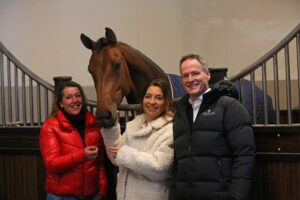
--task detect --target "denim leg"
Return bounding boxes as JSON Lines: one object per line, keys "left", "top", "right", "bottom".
{"left": 46, "top": 193, "right": 63, "bottom": 200}
{"left": 46, "top": 193, "right": 87, "bottom": 200}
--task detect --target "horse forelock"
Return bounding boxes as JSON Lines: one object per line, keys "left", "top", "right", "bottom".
{"left": 95, "top": 37, "right": 110, "bottom": 50}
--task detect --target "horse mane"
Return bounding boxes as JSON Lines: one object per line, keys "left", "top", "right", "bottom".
{"left": 119, "top": 42, "right": 170, "bottom": 101}
{"left": 119, "top": 42, "right": 166, "bottom": 75}
{"left": 92, "top": 29, "right": 167, "bottom": 78}
{"left": 94, "top": 37, "right": 166, "bottom": 76}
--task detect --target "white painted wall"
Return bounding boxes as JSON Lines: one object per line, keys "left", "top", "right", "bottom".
{"left": 0, "top": 0, "right": 299, "bottom": 86}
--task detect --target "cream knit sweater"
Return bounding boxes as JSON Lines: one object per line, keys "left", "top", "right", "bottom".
{"left": 101, "top": 114, "right": 174, "bottom": 200}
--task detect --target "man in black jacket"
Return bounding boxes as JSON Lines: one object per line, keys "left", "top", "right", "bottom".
{"left": 169, "top": 54, "right": 256, "bottom": 200}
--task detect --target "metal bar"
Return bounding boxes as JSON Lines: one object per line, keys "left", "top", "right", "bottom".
{"left": 29, "top": 78, "right": 34, "bottom": 126}
{"left": 22, "top": 72, "right": 26, "bottom": 126}
{"left": 37, "top": 83, "right": 41, "bottom": 125}
{"left": 297, "top": 33, "right": 300, "bottom": 118}
{"left": 90, "top": 107, "right": 94, "bottom": 114}
{"left": 14, "top": 65, "right": 19, "bottom": 123}
{"left": 7, "top": 59, "right": 12, "bottom": 124}
{"left": 251, "top": 71, "right": 257, "bottom": 124}
{"left": 125, "top": 110, "right": 129, "bottom": 125}
{"left": 262, "top": 63, "right": 268, "bottom": 124}
{"left": 240, "top": 79, "right": 245, "bottom": 105}
{"left": 284, "top": 45, "right": 292, "bottom": 124}
{"left": 273, "top": 54, "right": 280, "bottom": 124}
{"left": 0, "top": 51, "right": 5, "bottom": 126}
{"left": 44, "top": 88, "right": 49, "bottom": 119}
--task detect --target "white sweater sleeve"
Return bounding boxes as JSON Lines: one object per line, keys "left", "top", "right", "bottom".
{"left": 115, "top": 124, "right": 174, "bottom": 181}
{"left": 100, "top": 123, "right": 123, "bottom": 165}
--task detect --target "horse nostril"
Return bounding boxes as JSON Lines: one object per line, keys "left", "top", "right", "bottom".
{"left": 103, "top": 111, "right": 112, "bottom": 119}
{"left": 96, "top": 110, "right": 112, "bottom": 119}
{"left": 95, "top": 109, "right": 116, "bottom": 128}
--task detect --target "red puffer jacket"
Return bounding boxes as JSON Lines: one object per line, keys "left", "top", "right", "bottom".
{"left": 40, "top": 109, "right": 107, "bottom": 198}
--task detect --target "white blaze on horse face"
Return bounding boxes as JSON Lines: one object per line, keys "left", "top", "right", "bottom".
{"left": 143, "top": 86, "right": 166, "bottom": 123}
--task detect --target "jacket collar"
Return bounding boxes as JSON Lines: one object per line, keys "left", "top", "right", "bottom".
{"left": 129, "top": 114, "right": 173, "bottom": 137}
{"left": 56, "top": 109, "right": 96, "bottom": 130}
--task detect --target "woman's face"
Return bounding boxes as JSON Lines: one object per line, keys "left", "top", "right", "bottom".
{"left": 143, "top": 85, "right": 166, "bottom": 123}
{"left": 59, "top": 87, "right": 83, "bottom": 116}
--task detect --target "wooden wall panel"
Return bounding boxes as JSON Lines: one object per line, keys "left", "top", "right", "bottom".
{"left": 0, "top": 153, "right": 45, "bottom": 200}
{"left": 1, "top": 125, "right": 300, "bottom": 200}
{"left": 251, "top": 161, "right": 300, "bottom": 200}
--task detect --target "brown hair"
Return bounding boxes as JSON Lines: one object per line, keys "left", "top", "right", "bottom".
{"left": 179, "top": 54, "right": 209, "bottom": 71}
{"left": 140, "top": 79, "right": 174, "bottom": 118}
{"left": 50, "top": 81, "right": 88, "bottom": 117}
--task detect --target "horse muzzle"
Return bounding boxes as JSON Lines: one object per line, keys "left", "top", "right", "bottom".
{"left": 95, "top": 109, "right": 117, "bottom": 128}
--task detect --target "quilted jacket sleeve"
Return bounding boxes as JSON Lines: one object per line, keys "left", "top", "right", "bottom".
{"left": 39, "top": 119, "right": 87, "bottom": 173}
{"left": 223, "top": 99, "right": 256, "bottom": 200}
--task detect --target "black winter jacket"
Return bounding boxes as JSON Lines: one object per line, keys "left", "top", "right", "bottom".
{"left": 170, "top": 80, "right": 256, "bottom": 200}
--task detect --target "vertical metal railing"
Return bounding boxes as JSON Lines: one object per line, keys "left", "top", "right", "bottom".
{"left": 273, "top": 54, "right": 280, "bottom": 124}
{"left": 0, "top": 38, "right": 139, "bottom": 127}
{"left": 230, "top": 23, "right": 300, "bottom": 125}
{"left": 0, "top": 51, "right": 5, "bottom": 125}
{"left": 7, "top": 59, "right": 12, "bottom": 123}
{"left": 284, "top": 45, "right": 292, "bottom": 124}
{"left": 261, "top": 63, "right": 268, "bottom": 125}
{"left": 0, "top": 41, "right": 55, "bottom": 127}
{"left": 14, "top": 65, "right": 20, "bottom": 123}
{"left": 250, "top": 72, "right": 257, "bottom": 125}
{"left": 1, "top": 23, "right": 300, "bottom": 127}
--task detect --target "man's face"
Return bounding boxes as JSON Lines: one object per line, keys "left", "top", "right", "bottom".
{"left": 180, "top": 58, "right": 210, "bottom": 101}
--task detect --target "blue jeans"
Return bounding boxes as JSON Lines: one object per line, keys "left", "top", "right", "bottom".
{"left": 46, "top": 193, "right": 94, "bottom": 200}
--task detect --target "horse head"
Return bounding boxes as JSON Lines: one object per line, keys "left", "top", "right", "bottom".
{"left": 81, "top": 27, "right": 171, "bottom": 128}
{"left": 81, "top": 28, "right": 135, "bottom": 128}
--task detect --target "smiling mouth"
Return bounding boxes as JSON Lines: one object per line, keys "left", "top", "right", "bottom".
{"left": 70, "top": 104, "right": 81, "bottom": 108}
{"left": 147, "top": 108, "right": 157, "bottom": 111}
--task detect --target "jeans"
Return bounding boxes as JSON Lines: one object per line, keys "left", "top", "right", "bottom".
{"left": 47, "top": 193, "right": 94, "bottom": 200}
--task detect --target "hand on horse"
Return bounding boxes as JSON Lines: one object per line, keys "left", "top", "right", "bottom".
{"left": 109, "top": 145, "right": 122, "bottom": 158}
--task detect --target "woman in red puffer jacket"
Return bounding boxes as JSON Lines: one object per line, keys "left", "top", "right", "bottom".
{"left": 40, "top": 81, "right": 107, "bottom": 200}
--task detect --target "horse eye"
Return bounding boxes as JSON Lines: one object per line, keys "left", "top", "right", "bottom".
{"left": 112, "top": 63, "right": 121, "bottom": 72}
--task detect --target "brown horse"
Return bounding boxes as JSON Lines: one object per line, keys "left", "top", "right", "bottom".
{"left": 80, "top": 28, "right": 172, "bottom": 128}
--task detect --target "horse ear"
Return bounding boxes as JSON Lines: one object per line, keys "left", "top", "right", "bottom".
{"left": 80, "top": 33, "right": 94, "bottom": 50}
{"left": 105, "top": 27, "right": 117, "bottom": 43}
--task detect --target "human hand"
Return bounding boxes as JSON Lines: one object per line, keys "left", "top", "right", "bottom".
{"left": 109, "top": 145, "right": 121, "bottom": 158}
{"left": 85, "top": 146, "right": 98, "bottom": 160}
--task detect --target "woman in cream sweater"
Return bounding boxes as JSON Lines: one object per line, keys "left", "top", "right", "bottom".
{"left": 101, "top": 79, "right": 174, "bottom": 200}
